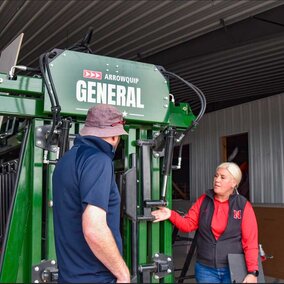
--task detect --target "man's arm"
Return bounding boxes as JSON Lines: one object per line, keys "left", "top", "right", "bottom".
{"left": 82, "top": 204, "right": 130, "bottom": 283}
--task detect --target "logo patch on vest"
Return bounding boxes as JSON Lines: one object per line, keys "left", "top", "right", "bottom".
{"left": 233, "top": 210, "right": 242, "bottom": 219}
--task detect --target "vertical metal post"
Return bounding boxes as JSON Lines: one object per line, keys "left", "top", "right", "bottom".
{"left": 31, "top": 119, "right": 44, "bottom": 265}
{"left": 137, "top": 129, "right": 148, "bottom": 282}
{"left": 149, "top": 130, "right": 160, "bottom": 284}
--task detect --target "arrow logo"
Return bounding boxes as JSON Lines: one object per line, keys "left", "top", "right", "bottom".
{"left": 83, "top": 70, "right": 102, "bottom": 80}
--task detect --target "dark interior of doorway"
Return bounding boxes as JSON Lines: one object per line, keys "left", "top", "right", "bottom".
{"left": 224, "top": 132, "right": 250, "bottom": 200}
{"left": 172, "top": 144, "right": 189, "bottom": 200}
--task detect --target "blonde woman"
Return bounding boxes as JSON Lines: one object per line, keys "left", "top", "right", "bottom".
{"left": 152, "top": 162, "right": 259, "bottom": 283}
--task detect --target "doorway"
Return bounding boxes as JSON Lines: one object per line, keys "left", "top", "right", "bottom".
{"left": 172, "top": 144, "right": 190, "bottom": 200}
{"left": 221, "top": 133, "right": 250, "bottom": 200}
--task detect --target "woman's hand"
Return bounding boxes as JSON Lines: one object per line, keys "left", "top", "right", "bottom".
{"left": 242, "top": 274, "right": 257, "bottom": 283}
{"left": 151, "top": 207, "right": 171, "bottom": 222}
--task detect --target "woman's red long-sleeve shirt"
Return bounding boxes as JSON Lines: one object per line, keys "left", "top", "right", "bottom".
{"left": 169, "top": 194, "right": 258, "bottom": 271}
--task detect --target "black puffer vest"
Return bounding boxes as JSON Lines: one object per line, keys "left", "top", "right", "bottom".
{"left": 197, "top": 189, "right": 247, "bottom": 268}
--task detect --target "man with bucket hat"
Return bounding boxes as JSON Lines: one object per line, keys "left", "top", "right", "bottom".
{"left": 53, "top": 104, "right": 130, "bottom": 283}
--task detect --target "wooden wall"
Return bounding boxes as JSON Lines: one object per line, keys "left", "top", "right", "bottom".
{"left": 254, "top": 206, "right": 284, "bottom": 279}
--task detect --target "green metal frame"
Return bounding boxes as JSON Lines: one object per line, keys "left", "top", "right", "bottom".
{"left": 0, "top": 52, "right": 196, "bottom": 283}
{"left": 0, "top": 119, "right": 41, "bottom": 282}
{"left": 0, "top": 73, "right": 43, "bottom": 96}
{"left": 122, "top": 125, "right": 175, "bottom": 283}
{"left": 0, "top": 122, "right": 33, "bottom": 283}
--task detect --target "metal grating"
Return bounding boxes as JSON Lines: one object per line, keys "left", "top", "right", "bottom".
{"left": 0, "top": 160, "right": 18, "bottom": 247}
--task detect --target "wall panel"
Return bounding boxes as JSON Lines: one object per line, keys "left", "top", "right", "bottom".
{"left": 187, "top": 93, "right": 284, "bottom": 204}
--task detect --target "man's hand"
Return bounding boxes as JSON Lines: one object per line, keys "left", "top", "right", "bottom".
{"left": 116, "top": 275, "right": 130, "bottom": 283}
{"left": 243, "top": 274, "right": 257, "bottom": 283}
{"left": 151, "top": 207, "right": 171, "bottom": 222}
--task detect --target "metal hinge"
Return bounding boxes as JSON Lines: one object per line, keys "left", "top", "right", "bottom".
{"left": 32, "top": 259, "right": 58, "bottom": 283}
{"left": 139, "top": 253, "right": 174, "bottom": 281}
{"left": 35, "top": 125, "right": 58, "bottom": 153}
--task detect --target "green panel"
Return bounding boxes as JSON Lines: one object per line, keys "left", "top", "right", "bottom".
{"left": 137, "top": 129, "right": 148, "bottom": 266}
{"left": 44, "top": 50, "right": 170, "bottom": 123}
{"left": 30, "top": 119, "right": 44, "bottom": 266}
{"left": 46, "top": 164, "right": 56, "bottom": 260}
{"left": 0, "top": 94, "right": 44, "bottom": 117}
{"left": 0, "top": 73, "right": 43, "bottom": 96}
{"left": 167, "top": 102, "right": 196, "bottom": 129}
{"left": 0, "top": 125, "right": 33, "bottom": 283}
{"left": 162, "top": 174, "right": 174, "bottom": 283}
{"left": 138, "top": 221, "right": 148, "bottom": 260}
{"left": 0, "top": 118, "right": 52, "bottom": 283}
{"left": 150, "top": 134, "right": 160, "bottom": 283}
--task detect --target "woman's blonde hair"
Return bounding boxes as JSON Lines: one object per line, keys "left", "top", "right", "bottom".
{"left": 217, "top": 162, "right": 242, "bottom": 187}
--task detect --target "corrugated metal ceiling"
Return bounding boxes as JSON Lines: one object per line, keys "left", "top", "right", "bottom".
{"left": 0, "top": 0, "right": 284, "bottom": 114}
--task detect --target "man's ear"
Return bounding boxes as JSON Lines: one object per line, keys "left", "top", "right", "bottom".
{"left": 112, "top": 136, "right": 120, "bottom": 145}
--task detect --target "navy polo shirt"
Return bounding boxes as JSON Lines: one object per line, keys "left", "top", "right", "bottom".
{"left": 52, "top": 135, "right": 122, "bottom": 283}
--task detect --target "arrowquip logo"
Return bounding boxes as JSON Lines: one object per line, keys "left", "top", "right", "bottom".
{"left": 76, "top": 70, "right": 144, "bottom": 108}
{"left": 83, "top": 70, "right": 102, "bottom": 80}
